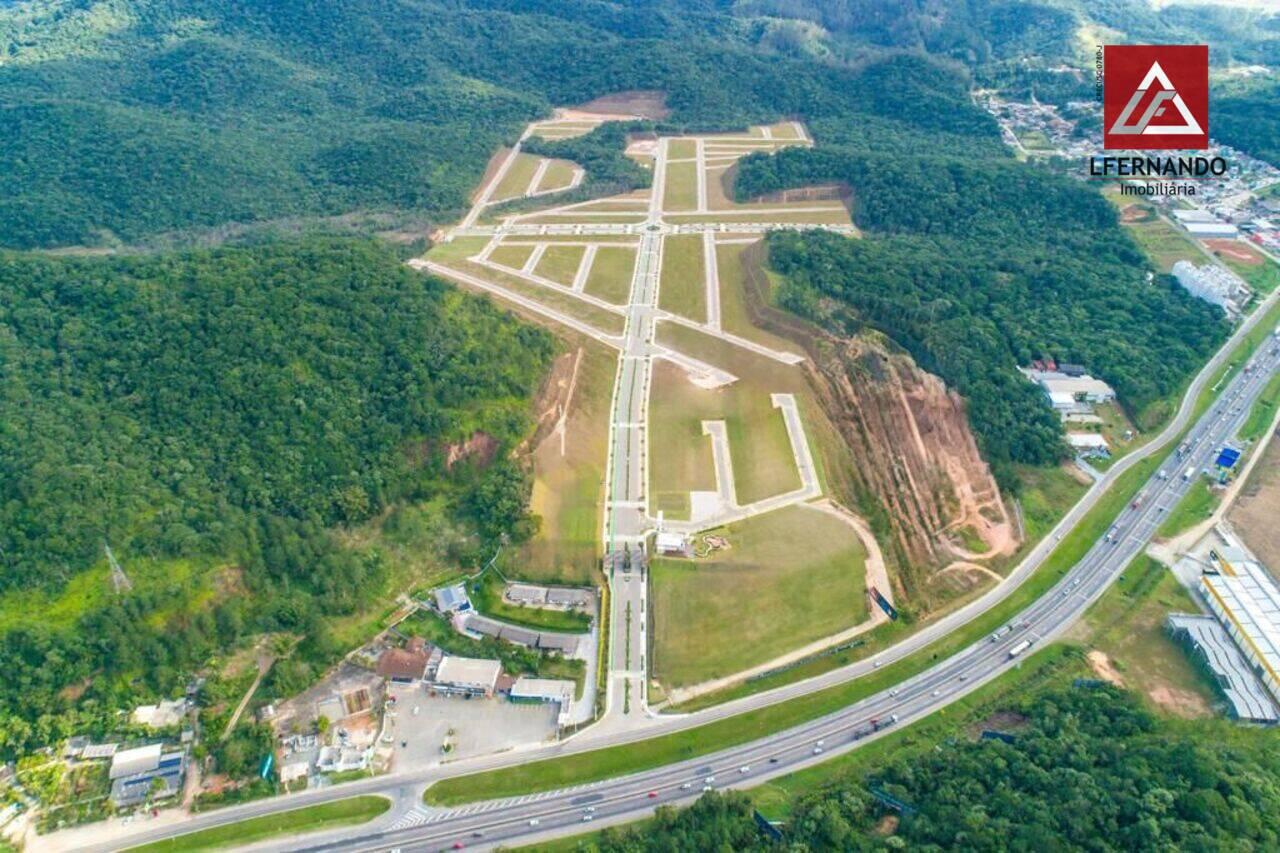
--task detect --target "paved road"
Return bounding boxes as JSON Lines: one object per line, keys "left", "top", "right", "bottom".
{"left": 283, "top": 330, "right": 1280, "bottom": 853}
{"left": 81, "top": 319, "right": 1279, "bottom": 853}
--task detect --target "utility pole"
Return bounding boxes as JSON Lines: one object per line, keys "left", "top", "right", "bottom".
{"left": 104, "top": 542, "right": 133, "bottom": 594}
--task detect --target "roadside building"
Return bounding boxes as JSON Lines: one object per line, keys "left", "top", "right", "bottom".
{"left": 655, "top": 531, "right": 691, "bottom": 557}
{"left": 131, "top": 698, "right": 190, "bottom": 729}
{"left": 376, "top": 637, "right": 432, "bottom": 683}
{"left": 109, "top": 745, "right": 186, "bottom": 808}
{"left": 317, "top": 746, "right": 369, "bottom": 774}
{"left": 1023, "top": 368, "right": 1115, "bottom": 417}
{"left": 506, "top": 584, "right": 546, "bottom": 606}
{"left": 537, "top": 633, "right": 580, "bottom": 657}
{"left": 1066, "top": 432, "right": 1110, "bottom": 457}
{"left": 433, "top": 656, "right": 502, "bottom": 697}
{"left": 546, "top": 587, "right": 591, "bottom": 609}
{"left": 435, "top": 584, "right": 472, "bottom": 614}
{"left": 1199, "top": 541, "right": 1280, "bottom": 708}
{"left": 1172, "top": 260, "right": 1248, "bottom": 311}
{"left": 1184, "top": 221, "right": 1240, "bottom": 238}
{"left": 509, "top": 677, "right": 576, "bottom": 727}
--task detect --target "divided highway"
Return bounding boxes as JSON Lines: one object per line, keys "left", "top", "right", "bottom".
{"left": 284, "top": 333, "right": 1280, "bottom": 852}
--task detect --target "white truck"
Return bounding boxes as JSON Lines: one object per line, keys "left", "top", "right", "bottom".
{"left": 1183, "top": 465, "right": 1196, "bottom": 481}
{"left": 1009, "top": 639, "right": 1033, "bottom": 658}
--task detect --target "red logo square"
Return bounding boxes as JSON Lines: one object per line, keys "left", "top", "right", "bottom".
{"left": 1104, "top": 45, "right": 1209, "bottom": 150}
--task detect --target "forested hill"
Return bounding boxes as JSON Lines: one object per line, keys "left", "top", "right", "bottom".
{"left": 0, "top": 238, "right": 551, "bottom": 594}
{"left": 0, "top": 0, "right": 1004, "bottom": 250}
{"left": 586, "top": 685, "right": 1280, "bottom": 850}
{"left": 739, "top": 149, "right": 1227, "bottom": 478}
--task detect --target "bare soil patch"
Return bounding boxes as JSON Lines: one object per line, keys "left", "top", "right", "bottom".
{"left": 1205, "top": 238, "right": 1264, "bottom": 265}
{"left": 1148, "top": 685, "right": 1212, "bottom": 719}
{"left": 1227, "top": 432, "right": 1280, "bottom": 573}
{"left": 1086, "top": 649, "right": 1125, "bottom": 686}
{"left": 1119, "top": 203, "right": 1154, "bottom": 223}
{"left": 574, "top": 90, "right": 669, "bottom": 119}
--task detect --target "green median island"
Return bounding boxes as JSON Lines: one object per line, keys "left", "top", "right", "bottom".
{"left": 128, "top": 796, "right": 390, "bottom": 852}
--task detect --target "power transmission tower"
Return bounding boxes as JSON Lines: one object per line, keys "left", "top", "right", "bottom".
{"left": 104, "top": 542, "right": 133, "bottom": 593}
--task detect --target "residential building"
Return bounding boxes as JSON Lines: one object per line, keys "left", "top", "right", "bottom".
{"left": 376, "top": 636, "right": 432, "bottom": 683}
{"left": 132, "top": 698, "right": 190, "bottom": 729}
{"left": 1172, "top": 260, "right": 1249, "bottom": 311}
{"left": 435, "top": 584, "right": 472, "bottom": 614}
{"left": 108, "top": 745, "right": 186, "bottom": 808}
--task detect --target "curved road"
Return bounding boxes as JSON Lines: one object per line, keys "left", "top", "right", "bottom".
{"left": 78, "top": 292, "right": 1279, "bottom": 853}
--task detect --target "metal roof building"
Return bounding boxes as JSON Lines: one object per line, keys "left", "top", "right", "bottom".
{"left": 509, "top": 677, "right": 576, "bottom": 727}
{"left": 1167, "top": 614, "right": 1279, "bottom": 722}
{"left": 1200, "top": 543, "right": 1280, "bottom": 708}
{"left": 433, "top": 656, "right": 502, "bottom": 696}
{"left": 435, "top": 584, "right": 472, "bottom": 614}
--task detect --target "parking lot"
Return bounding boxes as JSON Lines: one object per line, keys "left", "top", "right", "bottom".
{"left": 382, "top": 685, "right": 559, "bottom": 771}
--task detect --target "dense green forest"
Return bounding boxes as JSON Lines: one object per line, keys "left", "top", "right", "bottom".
{"left": 584, "top": 686, "right": 1280, "bottom": 851}
{"left": 0, "top": 238, "right": 551, "bottom": 756}
{"left": 741, "top": 149, "right": 1227, "bottom": 476}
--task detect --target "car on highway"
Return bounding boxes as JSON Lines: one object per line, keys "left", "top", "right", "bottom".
{"left": 647, "top": 791, "right": 658, "bottom": 798}
{"left": 681, "top": 782, "right": 692, "bottom": 789}
{"left": 528, "top": 818, "right": 540, "bottom": 827}
{"left": 812, "top": 746, "right": 823, "bottom": 754}
{"left": 739, "top": 765, "right": 750, "bottom": 773}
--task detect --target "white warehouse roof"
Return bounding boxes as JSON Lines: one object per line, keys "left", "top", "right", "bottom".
{"left": 434, "top": 656, "right": 501, "bottom": 691}
{"left": 1200, "top": 543, "right": 1280, "bottom": 705}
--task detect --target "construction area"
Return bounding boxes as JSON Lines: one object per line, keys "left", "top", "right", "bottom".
{"left": 414, "top": 105, "right": 912, "bottom": 721}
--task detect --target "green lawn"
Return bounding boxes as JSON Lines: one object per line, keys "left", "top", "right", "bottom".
{"left": 129, "top": 796, "right": 390, "bottom": 852}
{"left": 487, "top": 242, "right": 535, "bottom": 270}
{"left": 647, "top": 360, "right": 717, "bottom": 520}
{"left": 536, "top": 159, "right": 578, "bottom": 193}
{"left": 667, "top": 138, "right": 697, "bottom": 159}
{"left": 1240, "top": 371, "right": 1280, "bottom": 443}
{"left": 517, "top": 343, "right": 615, "bottom": 585}
{"left": 658, "top": 234, "right": 706, "bottom": 323}
{"left": 425, "top": 288, "right": 1279, "bottom": 806}
{"left": 662, "top": 160, "right": 699, "bottom": 212}
{"left": 650, "top": 505, "right": 867, "bottom": 689}
{"left": 1156, "top": 478, "right": 1219, "bottom": 539}
{"left": 1214, "top": 248, "right": 1280, "bottom": 298}
{"left": 534, "top": 244, "right": 586, "bottom": 286}
{"left": 583, "top": 245, "right": 636, "bottom": 305}
{"left": 492, "top": 153, "right": 541, "bottom": 201}
{"left": 448, "top": 259, "right": 625, "bottom": 336}
{"left": 713, "top": 240, "right": 798, "bottom": 352}
{"left": 1081, "top": 555, "right": 1216, "bottom": 716}
{"left": 1111, "top": 197, "right": 1202, "bottom": 273}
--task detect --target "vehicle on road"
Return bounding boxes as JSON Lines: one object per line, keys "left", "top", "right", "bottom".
{"left": 1009, "top": 639, "right": 1033, "bottom": 658}
{"left": 1183, "top": 465, "right": 1196, "bottom": 481}
{"left": 528, "top": 818, "right": 540, "bottom": 827}
{"left": 739, "top": 766, "right": 749, "bottom": 773}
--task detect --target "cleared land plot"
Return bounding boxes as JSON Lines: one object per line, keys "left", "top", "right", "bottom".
{"left": 650, "top": 504, "right": 868, "bottom": 688}
{"left": 535, "top": 159, "right": 578, "bottom": 194}
{"left": 424, "top": 236, "right": 490, "bottom": 264}
{"left": 657, "top": 234, "right": 706, "bottom": 323}
{"left": 653, "top": 323, "right": 805, "bottom": 505}
{"left": 570, "top": 200, "right": 649, "bottom": 212}
{"left": 667, "top": 138, "right": 697, "bottom": 159}
{"left": 516, "top": 348, "right": 617, "bottom": 584}
{"left": 666, "top": 208, "right": 851, "bottom": 225}
{"left": 534, "top": 244, "right": 586, "bottom": 286}
{"left": 1229, "top": 426, "right": 1280, "bottom": 571}
{"left": 132, "top": 797, "right": 391, "bottom": 852}
{"left": 583, "top": 245, "right": 636, "bottom": 305}
{"left": 518, "top": 213, "right": 648, "bottom": 225}
{"left": 662, "top": 160, "right": 699, "bottom": 212}
{"left": 1111, "top": 198, "right": 1202, "bottom": 272}
{"left": 714, "top": 239, "right": 798, "bottom": 352}
{"left": 647, "top": 360, "right": 717, "bottom": 520}
{"left": 487, "top": 242, "right": 536, "bottom": 270}
{"left": 448, "top": 260, "right": 625, "bottom": 336}
{"left": 491, "top": 153, "right": 543, "bottom": 201}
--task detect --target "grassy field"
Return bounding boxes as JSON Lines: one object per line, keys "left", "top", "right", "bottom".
{"left": 517, "top": 343, "right": 615, "bottom": 585}
{"left": 492, "top": 153, "right": 541, "bottom": 201}
{"left": 1214, "top": 248, "right": 1280, "bottom": 298}
{"left": 654, "top": 324, "right": 808, "bottom": 505}
{"left": 650, "top": 504, "right": 868, "bottom": 688}
{"left": 583, "top": 245, "right": 636, "bottom": 305}
{"left": 129, "top": 796, "right": 390, "bottom": 852}
{"left": 1240, "top": 371, "right": 1280, "bottom": 442}
{"left": 662, "top": 160, "right": 699, "bottom": 212}
{"left": 487, "top": 242, "right": 535, "bottom": 270}
{"left": 1114, "top": 201, "right": 1203, "bottom": 272}
{"left": 1075, "top": 555, "right": 1216, "bottom": 716}
{"left": 658, "top": 234, "right": 706, "bottom": 323}
{"left": 537, "top": 159, "right": 578, "bottom": 193}
{"left": 448, "top": 259, "right": 626, "bottom": 336}
{"left": 666, "top": 209, "right": 851, "bottom": 225}
{"left": 647, "top": 360, "right": 717, "bottom": 520}
{"left": 534, "top": 244, "right": 586, "bottom": 286}
{"left": 1156, "top": 478, "right": 1219, "bottom": 539}
{"left": 424, "top": 445, "right": 1170, "bottom": 806}
{"left": 667, "top": 138, "right": 697, "bottom": 159}
{"left": 713, "top": 240, "right": 796, "bottom": 351}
